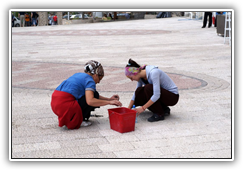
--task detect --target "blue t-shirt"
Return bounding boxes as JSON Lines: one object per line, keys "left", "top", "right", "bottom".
{"left": 56, "top": 73, "right": 96, "bottom": 100}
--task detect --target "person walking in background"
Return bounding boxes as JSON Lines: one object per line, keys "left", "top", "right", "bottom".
{"left": 12, "top": 13, "right": 14, "bottom": 27}
{"left": 25, "top": 12, "right": 31, "bottom": 26}
{"left": 48, "top": 14, "right": 52, "bottom": 25}
{"left": 18, "top": 12, "right": 25, "bottom": 27}
{"left": 202, "top": 12, "right": 212, "bottom": 28}
{"left": 31, "top": 12, "right": 39, "bottom": 26}
{"left": 53, "top": 14, "right": 57, "bottom": 25}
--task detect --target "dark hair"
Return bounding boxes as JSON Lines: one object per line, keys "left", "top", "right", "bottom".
{"left": 126, "top": 58, "right": 140, "bottom": 68}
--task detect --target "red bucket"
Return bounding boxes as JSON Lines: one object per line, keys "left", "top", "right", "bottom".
{"left": 108, "top": 107, "right": 136, "bottom": 133}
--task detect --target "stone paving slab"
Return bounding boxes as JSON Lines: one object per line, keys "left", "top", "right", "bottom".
{"left": 11, "top": 17, "right": 232, "bottom": 160}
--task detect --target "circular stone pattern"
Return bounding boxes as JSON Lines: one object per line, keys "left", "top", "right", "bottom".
{"left": 12, "top": 61, "right": 206, "bottom": 91}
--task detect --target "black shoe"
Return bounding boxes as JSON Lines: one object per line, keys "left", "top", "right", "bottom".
{"left": 148, "top": 113, "right": 164, "bottom": 122}
{"left": 164, "top": 107, "right": 171, "bottom": 116}
{"left": 202, "top": 26, "right": 206, "bottom": 28}
{"left": 208, "top": 25, "right": 211, "bottom": 28}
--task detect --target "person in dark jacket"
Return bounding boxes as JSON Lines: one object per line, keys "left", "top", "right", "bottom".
{"left": 31, "top": 12, "right": 39, "bottom": 26}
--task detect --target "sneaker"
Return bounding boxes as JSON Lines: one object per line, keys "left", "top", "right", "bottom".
{"left": 81, "top": 121, "right": 92, "bottom": 127}
{"left": 164, "top": 107, "right": 171, "bottom": 116}
{"left": 147, "top": 113, "right": 164, "bottom": 122}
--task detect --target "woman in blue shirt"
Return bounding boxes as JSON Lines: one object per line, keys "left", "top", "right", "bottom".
{"left": 125, "top": 59, "right": 179, "bottom": 122}
{"left": 51, "top": 60, "right": 122, "bottom": 129}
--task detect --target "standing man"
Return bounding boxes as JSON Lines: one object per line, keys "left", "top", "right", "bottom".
{"left": 18, "top": 12, "right": 25, "bottom": 27}
{"left": 31, "top": 12, "right": 39, "bottom": 26}
{"left": 202, "top": 12, "right": 212, "bottom": 28}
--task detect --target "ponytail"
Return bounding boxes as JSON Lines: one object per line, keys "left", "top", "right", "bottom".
{"left": 126, "top": 59, "right": 140, "bottom": 68}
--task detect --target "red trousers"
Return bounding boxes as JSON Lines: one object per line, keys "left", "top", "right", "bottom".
{"left": 51, "top": 90, "right": 83, "bottom": 129}
{"left": 134, "top": 84, "right": 179, "bottom": 116}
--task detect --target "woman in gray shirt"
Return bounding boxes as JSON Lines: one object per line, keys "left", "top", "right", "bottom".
{"left": 125, "top": 59, "right": 179, "bottom": 122}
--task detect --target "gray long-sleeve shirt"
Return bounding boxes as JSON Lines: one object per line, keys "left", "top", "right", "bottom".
{"left": 131, "top": 65, "right": 178, "bottom": 102}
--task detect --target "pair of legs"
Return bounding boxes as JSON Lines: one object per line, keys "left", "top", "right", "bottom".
{"left": 202, "top": 12, "right": 212, "bottom": 28}
{"left": 77, "top": 91, "right": 100, "bottom": 121}
{"left": 134, "top": 84, "right": 179, "bottom": 119}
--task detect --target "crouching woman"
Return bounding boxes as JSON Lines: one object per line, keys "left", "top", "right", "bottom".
{"left": 125, "top": 59, "right": 179, "bottom": 122}
{"left": 51, "top": 60, "right": 122, "bottom": 129}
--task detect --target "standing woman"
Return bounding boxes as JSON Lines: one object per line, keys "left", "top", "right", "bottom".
{"left": 51, "top": 60, "right": 122, "bottom": 129}
{"left": 125, "top": 59, "right": 179, "bottom": 122}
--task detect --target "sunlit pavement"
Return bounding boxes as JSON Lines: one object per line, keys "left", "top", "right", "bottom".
{"left": 11, "top": 17, "right": 232, "bottom": 159}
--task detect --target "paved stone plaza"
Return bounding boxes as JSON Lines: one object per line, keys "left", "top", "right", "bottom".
{"left": 11, "top": 17, "right": 232, "bottom": 159}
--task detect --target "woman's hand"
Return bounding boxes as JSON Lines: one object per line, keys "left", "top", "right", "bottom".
{"left": 135, "top": 107, "right": 144, "bottom": 115}
{"left": 110, "top": 100, "right": 122, "bottom": 107}
{"left": 110, "top": 94, "right": 120, "bottom": 101}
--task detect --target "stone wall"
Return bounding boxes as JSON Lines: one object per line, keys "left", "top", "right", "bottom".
{"left": 38, "top": 12, "right": 48, "bottom": 26}
{"left": 133, "top": 12, "right": 146, "bottom": 19}
{"left": 57, "top": 12, "right": 62, "bottom": 25}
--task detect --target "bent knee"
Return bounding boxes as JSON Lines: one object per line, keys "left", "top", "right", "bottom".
{"left": 144, "top": 84, "right": 153, "bottom": 91}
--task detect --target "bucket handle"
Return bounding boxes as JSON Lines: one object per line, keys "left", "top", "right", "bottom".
{"left": 109, "top": 112, "right": 115, "bottom": 117}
